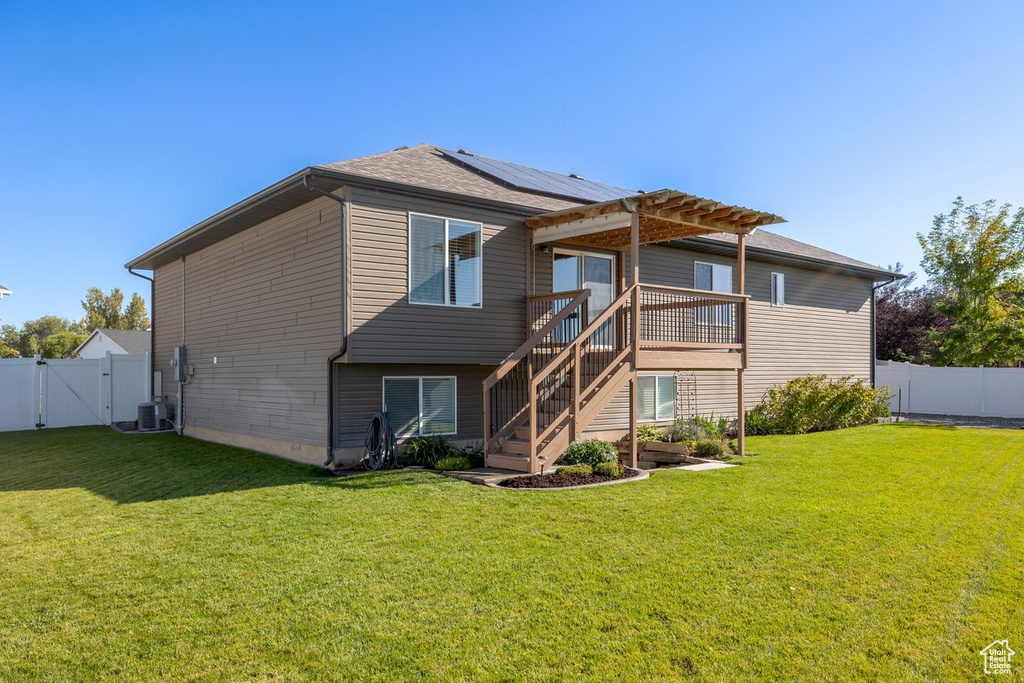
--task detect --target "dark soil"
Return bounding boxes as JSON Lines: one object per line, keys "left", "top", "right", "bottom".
{"left": 499, "top": 467, "right": 643, "bottom": 489}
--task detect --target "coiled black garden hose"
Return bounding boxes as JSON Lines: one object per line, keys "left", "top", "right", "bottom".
{"left": 363, "top": 411, "right": 398, "bottom": 470}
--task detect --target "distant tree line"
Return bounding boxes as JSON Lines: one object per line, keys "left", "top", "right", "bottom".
{"left": 0, "top": 287, "right": 149, "bottom": 359}
{"left": 877, "top": 198, "right": 1024, "bottom": 367}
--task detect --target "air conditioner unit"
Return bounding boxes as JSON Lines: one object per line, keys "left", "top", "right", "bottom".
{"left": 138, "top": 401, "right": 168, "bottom": 431}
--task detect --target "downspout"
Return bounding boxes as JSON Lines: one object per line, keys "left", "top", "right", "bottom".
{"left": 178, "top": 256, "right": 186, "bottom": 435}
{"left": 127, "top": 267, "right": 154, "bottom": 399}
{"left": 303, "top": 174, "right": 348, "bottom": 468}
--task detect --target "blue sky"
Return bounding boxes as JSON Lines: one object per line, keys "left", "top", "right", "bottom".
{"left": 1, "top": 1, "right": 1022, "bottom": 329}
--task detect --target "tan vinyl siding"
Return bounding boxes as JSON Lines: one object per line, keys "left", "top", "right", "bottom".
{"left": 333, "top": 363, "right": 492, "bottom": 447}
{"left": 348, "top": 187, "right": 529, "bottom": 364}
{"left": 152, "top": 195, "right": 343, "bottom": 446}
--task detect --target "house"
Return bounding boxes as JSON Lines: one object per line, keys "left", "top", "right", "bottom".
{"left": 72, "top": 328, "right": 152, "bottom": 359}
{"left": 126, "top": 145, "right": 897, "bottom": 472}
{"left": 0, "top": 284, "right": 11, "bottom": 299}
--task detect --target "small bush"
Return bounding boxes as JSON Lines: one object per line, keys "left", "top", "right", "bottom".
{"left": 746, "top": 374, "right": 892, "bottom": 435}
{"left": 594, "top": 461, "right": 621, "bottom": 477}
{"left": 461, "top": 443, "right": 485, "bottom": 468}
{"left": 694, "top": 440, "right": 724, "bottom": 458}
{"left": 636, "top": 423, "right": 666, "bottom": 448}
{"left": 558, "top": 439, "right": 617, "bottom": 468}
{"left": 665, "top": 417, "right": 710, "bottom": 445}
{"left": 399, "top": 435, "right": 459, "bottom": 468}
{"left": 435, "top": 456, "right": 472, "bottom": 471}
{"left": 556, "top": 463, "right": 593, "bottom": 477}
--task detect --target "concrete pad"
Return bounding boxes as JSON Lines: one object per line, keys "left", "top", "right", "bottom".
{"left": 670, "top": 461, "right": 737, "bottom": 471}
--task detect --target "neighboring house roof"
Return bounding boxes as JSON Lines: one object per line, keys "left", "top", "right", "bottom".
{"left": 126, "top": 144, "right": 896, "bottom": 279}
{"left": 73, "top": 329, "right": 152, "bottom": 356}
{"left": 0, "top": 284, "right": 11, "bottom": 299}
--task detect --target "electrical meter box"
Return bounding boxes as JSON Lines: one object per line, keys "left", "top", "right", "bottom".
{"left": 172, "top": 346, "right": 187, "bottom": 382}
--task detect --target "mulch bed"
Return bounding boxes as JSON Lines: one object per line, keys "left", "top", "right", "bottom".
{"left": 499, "top": 467, "right": 643, "bottom": 489}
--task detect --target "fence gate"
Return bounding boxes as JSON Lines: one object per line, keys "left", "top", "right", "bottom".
{"left": 0, "top": 353, "right": 150, "bottom": 432}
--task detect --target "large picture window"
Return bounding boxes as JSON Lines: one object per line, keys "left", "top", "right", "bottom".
{"left": 383, "top": 376, "right": 457, "bottom": 437}
{"left": 638, "top": 374, "right": 676, "bottom": 422}
{"left": 409, "top": 213, "right": 482, "bottom": 307}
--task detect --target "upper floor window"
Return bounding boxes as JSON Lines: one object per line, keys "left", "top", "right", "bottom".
{"left": 771, "top": 272, "right": 785, "bottom": 307}
{"left": 409, "top": 213, "right": 482, "bottom": 307}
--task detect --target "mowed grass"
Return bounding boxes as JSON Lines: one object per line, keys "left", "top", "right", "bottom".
{"left": 1, "top": 425, "right": 1023, "bottom": 681}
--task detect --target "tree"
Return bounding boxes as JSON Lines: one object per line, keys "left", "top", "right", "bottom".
{"left": 40, "top": 331, "right": 88, "bottom": 359}
{"left": 875, "top": 264, "right": 952, "bottom": 363}
{"left": 17, "top": 316, "right": 78, "bottom": 357}
{"left": 918, "top": 198, "right": 1024, "bottom": 366}
{"left": 80, "top": 287, "right": 150, "bottom": 331}
{"left": 0, "top": 324, "right": 18, "bottom": 358}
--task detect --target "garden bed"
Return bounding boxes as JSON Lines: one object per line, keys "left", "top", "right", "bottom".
{"left": 496, "top": 467, "right": 646, "bottom": 490}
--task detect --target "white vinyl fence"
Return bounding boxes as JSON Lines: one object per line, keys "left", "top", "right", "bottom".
{"left": 876, "top": 360, "right": 1024, "bottom": 418}
{"left": 0, "top": 353, "right": 150, "bottom": 432}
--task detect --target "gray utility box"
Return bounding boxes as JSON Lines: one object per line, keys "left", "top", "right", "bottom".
{"left": 172, "top": 346, "right": 187, "bottom": 382}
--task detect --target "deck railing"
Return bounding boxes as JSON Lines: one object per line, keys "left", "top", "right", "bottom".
{"left": 638, "top": 284, "right": 747, "bottom": 348}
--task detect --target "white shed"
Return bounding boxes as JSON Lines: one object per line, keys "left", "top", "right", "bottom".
{"left": 73, "top": 329, "right": 151, "bottom": 359}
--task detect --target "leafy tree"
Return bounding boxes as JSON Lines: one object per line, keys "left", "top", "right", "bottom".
{"left": 80, "top": 287, "right": 149, "bottom": 331}
{"left": 40, "top": 331, "right": 88, "bottom": 359}
{"left": 918, "top": 198, "right": 1024, "bottom": 366}
{"left": 17, "top": 316, "right": 79, "bottom": 357}
{"left": 875, "top": 264, "right": 952, "bottom": 363}
{"left": 1, "top": 324, "right": 19, "bottom": 357}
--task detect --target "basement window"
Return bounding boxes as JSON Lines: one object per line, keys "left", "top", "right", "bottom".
{"left": 409, "top": 213, "right": 483, "bottom": 307}
{"left": 638, "top": 374, "right": 676, "bottom": 422}
{"left": 771, "top": 272, "right": 785, "bottom": 307}
{"left": 383, "top": 376, "right": 457, "bottom": 437}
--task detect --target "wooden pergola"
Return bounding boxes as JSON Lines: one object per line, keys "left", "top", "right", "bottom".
{"left": 525, "top": 189, "right": 785, "bottom": 457}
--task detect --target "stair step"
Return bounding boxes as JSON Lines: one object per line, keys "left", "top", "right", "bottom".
{"left": 486, "top": 453, "right": 532, "bottom": 472}
{"left": 501, "top": 438, "right": 531, "bottom": 455}
{"left": 514, "top": 426, "right": 530, "bottom": 440}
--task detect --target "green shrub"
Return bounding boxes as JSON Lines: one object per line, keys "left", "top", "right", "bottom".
{"left": 665, "top": 417, "right": 712, "bottom": 444}
{"left": 399, "top": 435, "right": 459, "bottom": 468}
{"left": 694, "top": 440, "right": 724, "bottom": 458}
{"left": 435, "top": 456, "right": 472, "bottom": 471}
{"left": 461, "top": 443, "right": 485, "bottom": 468}
{"left": 692, "top": 414, "right": 732, "bottom": 440}
{"left": 636, "top": 423, "right": 666, "bottom": 448}
{"left": 594, "top": 461, "right": 621, "bottom": 477}
{"left": 746, "top": 374, "right": 892, "bottom": 435}
{"left": 558, "top": 439, "right": 617, "bottom": 468}
{"left": 556, "top": 463, "right": 593, "bottom": 477}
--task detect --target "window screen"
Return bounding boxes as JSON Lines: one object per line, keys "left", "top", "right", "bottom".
{"left": 383, "top": 378, "right": 420, "bottom": 437}
{"left": 421, "top": 377, "right": 456, "bottom": 435}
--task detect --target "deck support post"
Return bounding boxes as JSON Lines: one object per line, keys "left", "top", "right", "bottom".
{"left": 736, "top": 231, "right": 747, "bottom": 457}
{"left": 628, "top": 212, "right": 640, "bottom": 469}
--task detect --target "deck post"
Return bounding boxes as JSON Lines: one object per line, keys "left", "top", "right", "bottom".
{"left": 736, "top": 231, "right": 746, "bottom": 456}
{"left": 628, "top": 212, "right": 640, "bottom": 468}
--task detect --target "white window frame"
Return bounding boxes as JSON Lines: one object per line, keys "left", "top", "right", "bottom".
{"left": 407, "top": 212, "right": 483, "bottom": 309}
{"left": 771, "top": 272, "right": 785, "bottom": 307}
{"left": 382, "top": 375, "right": 458, "bottom": 436}
{"left": 694, "top": 260, "right": 734, "bottom": 327}
{"left": 637, "top": 372, "right": 677, "bottom": 423}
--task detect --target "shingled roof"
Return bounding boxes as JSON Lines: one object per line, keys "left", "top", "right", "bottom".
{"left": 128, "top": 144, "right": 895, "bottom": 278}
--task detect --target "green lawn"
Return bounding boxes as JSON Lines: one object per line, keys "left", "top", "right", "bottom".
{"left": 1, "top": 425, "right": 1022, "bottom": 681}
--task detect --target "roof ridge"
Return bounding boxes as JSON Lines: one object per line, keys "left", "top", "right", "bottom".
{"left": 317, "top": 143, "right": 434, "bottom": 168}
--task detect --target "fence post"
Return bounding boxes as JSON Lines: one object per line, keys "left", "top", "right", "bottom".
{"left": 34, "top": 354, "right": 44, "bottom": 428}
{"left": 102, "top": 351, "right": 113, "bottom": 425}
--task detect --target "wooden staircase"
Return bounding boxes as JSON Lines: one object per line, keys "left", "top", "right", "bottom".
{"left": 484, "top": 286, "right": 638, "bottom": 473}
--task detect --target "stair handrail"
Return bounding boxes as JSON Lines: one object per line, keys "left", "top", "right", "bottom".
{"left": 483, "top": 288, "right": 590, "bottom": 392}
{"left": 529, "top": 284, "right": 637, "bottom": 390}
